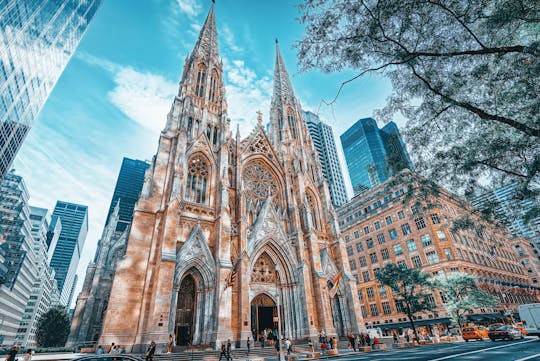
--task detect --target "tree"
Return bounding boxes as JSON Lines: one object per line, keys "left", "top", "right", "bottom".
{"left": 432, "top": 272, "right": 499, "bottom": 330}
{"left": 36, "top": 306, "right": 71, "bottom": 347}
{"left": 375, "top": 263, "right": 434, "bottom": 341}
{"left": 296, "top": 0, "right": 539, "bottom": 222}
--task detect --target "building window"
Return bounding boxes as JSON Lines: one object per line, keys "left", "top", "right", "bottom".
{"left": 401, "top": 223, "right": 412, "bottom": 235}
{"left": 415, "top": 217, "right": 427, "bottom": 230}
{"left": 407, "top": 239, "right": 417, "bottom": 252}
{"left": 395, "top": 299, "right": 405, "bottom": 313}
{"left": 425, "top": 294, "right": 435, "bottom": 306}
{"left": 360, "top": 256, "right": 367, "bottom": 267}
{"left": 364, "top": 226, "right": 370, "bottom": 234}
{"left": 361, "top": 305, "right": 368, "bottom": 318}
{"left": 411, "top": 255, "right": 422, "bottom": 268}
{"left": 358, "top": 290, "right": 364, "bottom": 301}
{"left": 389, "top": 229, "right": 398, "bottom": 240}
{"left": 374, "top": 221, "right": 381, "bottom": 230}
{"left": 363, "top": 271, "right": 371, "bottom": 282}
{"left": 349, "top": 260, "right": 357, "bottom": 270}
{"left": 370, "top": 304, "right": 379, "bottom": 316}
{"left": 421, "top": 234, "right": 432, "bottom": 247}
{"left": 426, "top": 251, "right": 440, "bottom": 264}
{"left": 370, "top": 252, "right": 378, "bottom": 264}
{"left": 430, "top": 214, "right": 441, "bottom": 224}
{"left": 385, "top": 216, "right": 393, "bottom": 225}
{"left": 367, "top": 238, "right": 374, "bottom": 249}
{"left": 382, "top": 301, "right": 392, "bottom": 314}
{"left": 345, "top": 235, "right": 351, "bottom": 242}
{"left": 394, "top": 244, "right": 403, "bottom": 256}
{"left": 366, "top": 287, "right": 375, "bottom": 298}
{"left": 381, "top": 248, "right": 390, "bottom": 260}
{"left": 379, "top": 285, "right": 387, "bottom": 297}
{"left": 444, "top": 248, "right": 454, "bottom": 260}
{"left": 209, "top": 69, "right": 219, "bottom": 102}
{"left": 398, "top": 210, "right": 405, "bottom": 219}
{"left": 437, "top": 230, "right": 447, "bottom": 241}
{"left": 377, "top": 233, "right": 386, "bottom": 244}
{"left": 356, "top": 243, "right": 364, "bottom": 252}
{"left": 354, "top": 230, "right": 360, "bottom": 238}
{"left": 195, "top": 64, "right": 207, "bottom": 98}
{"left": 186, "top": 155, "right": 209, "bottom": 204}
{"left": 411, "top": 204, "right": 421, "bottom": 215}
{"left": 347, "top": 246, "right": 354, "bottom": 256}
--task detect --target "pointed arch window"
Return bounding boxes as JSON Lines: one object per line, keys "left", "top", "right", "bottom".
{"left": 195, "top": 64, "right": 207, "bottom": 98}
{"left": 209, "top": 69, "right": 219, "bottom": 103}
{"left": 186, "top": 155, "right": 209, "bottom": 204}
{"left": 287, "top": 107, "right": 297, "bottom": 139}
{"left": 213, "top": 126, "right": 219, "bottom": 145}
{"left": 307, "top": 192, "right": 319, "bottom": 230}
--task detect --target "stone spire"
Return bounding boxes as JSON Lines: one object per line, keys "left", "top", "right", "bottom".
{"left": 192, "top": 1, "right": 218, "bottom": 60}
{"left": 272, "top": 39, "right": 295, "bottom": 106}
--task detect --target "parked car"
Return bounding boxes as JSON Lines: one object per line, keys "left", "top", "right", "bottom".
{"left": 488, "top": 325, "right": 524, "bottom": 341}
{"left": 515, "top": 322, "right": 528, "bottom": 335}
{"left": 462, "top": 326, "right": 489, "bottom": 341}
{"left": 72, "top": 356, "right": 144, "bottom": 361}
{"left": 518, "top": 303, "right": 540, "bottom": 337}
{"left": 488, "top": 323, "right": 504, "bottom": 331}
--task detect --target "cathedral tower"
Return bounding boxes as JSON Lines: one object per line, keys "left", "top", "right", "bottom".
{"left": 100, "top": 3, "right": 364, "bottom": 352}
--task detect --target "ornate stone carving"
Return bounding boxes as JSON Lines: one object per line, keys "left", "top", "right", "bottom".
{"left": 251, "top": 253, "right": 277, "bottom": 284}
{"left": 243, "top": 161, "right": 281, "bottom": 207}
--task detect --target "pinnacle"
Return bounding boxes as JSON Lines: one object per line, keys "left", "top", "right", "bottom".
{"left": 193, "top": 1, "right": 219, "bottom": 59}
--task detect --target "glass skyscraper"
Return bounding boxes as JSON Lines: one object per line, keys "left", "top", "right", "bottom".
{"left": 340, "top": 118, "right": 413, "bottom": 192}
{"left": 106, "top": 157, "right": 150, "bottom": 232}
{"left": 303, "top": 111, "right": 348, "bottom": 207}
{"left": 0, "top": 0, "right": 103, "bottom": 179}
{"left": 49, "top": 201, "right": 88, "bottom": 306}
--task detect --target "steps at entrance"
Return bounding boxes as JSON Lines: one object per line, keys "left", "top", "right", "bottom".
{"left": 153, "top": 344, "right": 309, "bottom": 361}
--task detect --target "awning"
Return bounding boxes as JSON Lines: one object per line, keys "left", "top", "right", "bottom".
{"left": 378, "top": 318, "right": 451, "bottom": 330}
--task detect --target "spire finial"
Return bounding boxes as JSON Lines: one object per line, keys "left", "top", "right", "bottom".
{"left": 275, "top": 38, "right": 279, "bottom": 44}
{"left": 256, "top": 110, "right": 263, "bottom": 125}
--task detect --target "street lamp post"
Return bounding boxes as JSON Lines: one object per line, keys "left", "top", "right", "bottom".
{"left": 275, "top": 265, "right": 285, "bottom": 361}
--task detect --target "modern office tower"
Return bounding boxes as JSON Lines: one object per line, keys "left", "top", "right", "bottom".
{"left": 50, "top": 201, "right": 88, "bottom": 306}
{"left": 302, "top": 111, "right": 348, "bottom": 207}
{"left": 340, "top": 118, "right": 413, "bottom": 192}
{"left": 0, "top": 0, "right": 103, "bottom": 180}
{"left": 105, "top": 158, "right": 150, "bottom": 232}
{"left": 46, "top": 214, "right": 61, "bottom": 262}
{"left": 472, "top": 184, "right": 540, "bottom": 256}
{"left": 337, "top": 170, "right": 539, "bottom": 334}
{"left": 0, "top": 171, "right": 38, "bottom": 345}
{"left": 15, "top": 206, "right": 60, "bottom": 347}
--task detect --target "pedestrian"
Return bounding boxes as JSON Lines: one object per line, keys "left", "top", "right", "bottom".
{"left": 260, "top": 333, "right": 265, "bottom": 348}
{"left": 405, "top": 333, "right": 410, "bottom": 343}
{"left": 226, "top": 339, "right": 232, "bottom": 360}
{"left": 285, "top": 338, "right": 291, "bottom": 355}
{"left": 5, "top": 345, "right": 19, "bottom": 361}
{"left": 247, "top": 336, "right": 251, "bottom": 355}
{"left": 308, "top": 339, "right": 314, "bottom": 353}
{"left": 219, "top": 343, "right": 227, "bottom": 361}
{"left": 360, "top": 333, "right": 366, "bottom": 347}
{"left": 274, "top": 337, "right": 280, "bottom": 357}
{"left": 96, "top": 346, "right": 104, "bottom": 355}
{"left": 21, "top": 348, "right": 32, "bottom": 361}
{"left": 349, "top": 334, "right": 357, "bottom": 352}
{"left": 167, "top": 334, "right": 175, "bottom": 353}
{"left": 332, "top": 336, "right": 337, "bottom": 350}
{"left": 365, "top": 333, "right": 371, "bottom": 347}
{"left": 108, "top": 342, "right": 115, "bottom": 354}
{"left": 145, "top": 341, "right": 156, "bottom": 361}
{"left": 393, "top": 333, "right": 398, "bottom": 343}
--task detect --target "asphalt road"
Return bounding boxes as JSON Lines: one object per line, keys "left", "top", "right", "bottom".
{"left": 331, "top": 338, "right": 540, "bottom": 361}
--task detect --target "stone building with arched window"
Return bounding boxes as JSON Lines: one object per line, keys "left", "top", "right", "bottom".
{"left": 99, "top": 3, "right": 365, "bottom": 352}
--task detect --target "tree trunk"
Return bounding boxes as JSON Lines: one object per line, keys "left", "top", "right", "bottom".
{"left": 407, "top": 312, "right": 419, "bottom": 343}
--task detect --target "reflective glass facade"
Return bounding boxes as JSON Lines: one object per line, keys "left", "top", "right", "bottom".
{"left": 0, "top": 0, "right": 102, "bottom": 179}
{"left": 106, "top": 158, "right": 150, "bottom": 232}
{"left": 303, "top": 111, "right": 348, "bottom": 207}
{"left": 49, "top": 201, "right": 88, "bottom": 306}
{"left": 341, "top": 118, "right": 413, "bottom": 192}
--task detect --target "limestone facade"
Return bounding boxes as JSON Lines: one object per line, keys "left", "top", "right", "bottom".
{"left": 99, "top": 4, "right": 364, "bottom": 351}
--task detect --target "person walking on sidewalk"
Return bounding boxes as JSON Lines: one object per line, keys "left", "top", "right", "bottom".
{"left": 226, "top": 339, "right": 233, "bottom": 360}
{"left": 247, "top": 336, "right": 251, "bottom": 355}
{"left": 219, "top": 343, "right": 228, "bottom": 361}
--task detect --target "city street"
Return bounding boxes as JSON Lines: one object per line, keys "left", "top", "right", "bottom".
{"left": 327, "top": 338, "right": 540, "bottom": 361}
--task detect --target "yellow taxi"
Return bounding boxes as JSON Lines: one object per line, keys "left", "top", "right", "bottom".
{"left": 462, "top": 325, "right": 489, "bottom": 341}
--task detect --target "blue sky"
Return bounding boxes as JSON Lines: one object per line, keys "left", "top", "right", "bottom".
{"left": 14, "top": 0, "right": 395, "bottom": 306}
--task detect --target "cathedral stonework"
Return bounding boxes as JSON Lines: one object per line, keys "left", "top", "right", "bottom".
{"left": 99, "top": 3, "right": 365, "bottom": 351}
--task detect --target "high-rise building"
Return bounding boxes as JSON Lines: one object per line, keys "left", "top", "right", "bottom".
{"left": 302, "top": 111, "right": 348, "bottom": 207}
{"left": 340, "top": 118, "right": 413, "bottom": 192}
{"left": 99, "top": 4, "right": 365, "bottom": 351}
{"left": 0, "top": 0, "right": 103, "bottom": 180}
{"left": 49, "top": 201, "right": 88, "bottom": 306}
{"left": 337, "top": 170, "right": 539, "bottom": 334}
{"left": 105, "top": 158, "right": 150, "bottom": 232}
{"left": 46, "top": 214, "right": 61, "bottom": 262}
{"left": 472, "top": 184, "right": 540, "bottom": 256}
{"left": 16, "top": 206, "right": 60, "bottom": 347}
{"left": 0, "top": 172, "right": 40, "bottom": 345}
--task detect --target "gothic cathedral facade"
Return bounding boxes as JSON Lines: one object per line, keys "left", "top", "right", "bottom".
{"left": 100, "top": 4, "right": 365, "bottom": 351}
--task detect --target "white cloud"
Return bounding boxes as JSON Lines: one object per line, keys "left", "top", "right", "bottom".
{"left": 176, "top": 0, "right": 202, "bottom": 18}
{"left": 221, "top": 25, "right": 243, "bottom": 53}
{"left": 108, "top": 67, "right": 177, "bottom": 135}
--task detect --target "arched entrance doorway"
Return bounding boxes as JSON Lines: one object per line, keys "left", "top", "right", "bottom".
{"left": 251, "top": 293, "right": 278, "bottom": 340}
{"left": 175, "top": 275, "right": 196, "bottom": 346}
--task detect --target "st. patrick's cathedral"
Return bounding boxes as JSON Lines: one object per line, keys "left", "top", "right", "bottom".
{"left": 95, "top": 3, "right": 365, "bottom": 351}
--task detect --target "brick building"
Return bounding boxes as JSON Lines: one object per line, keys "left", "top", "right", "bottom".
{"left": 337, "top": 170, "right": 539, "bottom": 334}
